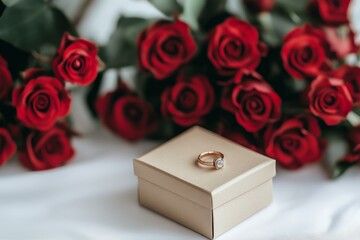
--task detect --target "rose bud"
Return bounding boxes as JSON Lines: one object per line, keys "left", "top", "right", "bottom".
{"left": 308, "top": 75, "right": 353, "bottom": 125}
{"left": 137, "top": 20, "right": 197, "bottom": 80}
{"left": 281, "top": 24, "right": 334, "bottom": 80}
{"left": 19, "top": 125, "right": 75, "bottom": 171}
{"left": 264, "top": 114, "right": 326, "bottom": 169}
{"left": 0, "top": 128, "right": 17, "bottom": 166}
{"left": 53, "top": 32, "right": 100, "bottom": 86}
{"left": 243, "top": 0, "right": 276, "bottom": 14}
{"left": 308, "top": 0, "right": 351, "bottom": 26}
{"left": 0, "top": 55, "right": 13, "bottom": 100}
{"left": 161, "top": 74, "right": 214, "bottom": 126}
{"left": 221, "top": 71, "right": 281, "bottom": 132}
{"left": 12, "top": 75, "right": 71, "bottom": 131}
{"left": 217, "top": 118, "right": 262, "bottom": 153}
{"left": 332, "top": 65, "right": 360, "bottom": 106}
{"left": 208, "top": 17, "right": 267, "bottom": 76}
{"left": 96, "top": 82, "right": 158, "bottom": 141}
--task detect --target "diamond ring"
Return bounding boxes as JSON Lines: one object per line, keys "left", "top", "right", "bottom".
{"left": 197, "top": 151, "right": 224, "bottom": 170}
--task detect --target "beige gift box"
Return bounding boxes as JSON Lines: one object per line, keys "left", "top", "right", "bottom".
{"left": 133, "top": 126, "right": 276, "bottom": 239}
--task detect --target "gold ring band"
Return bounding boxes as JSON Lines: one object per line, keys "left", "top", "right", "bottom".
{"left": 197, "top": 151, "right": 224, "bottom": 170}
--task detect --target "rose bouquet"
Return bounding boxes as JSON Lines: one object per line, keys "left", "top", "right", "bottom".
{"left": 0, "top": 1, "right": 101, "bottom": 170}
{"left": 0, "top": 0, "right": 359, "bottom": 177}
{"left": 93, "top": 0, "right": 360, "bottom": 178}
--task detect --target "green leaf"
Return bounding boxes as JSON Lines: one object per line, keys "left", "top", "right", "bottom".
{"left": 116, "top": 17, "right": 149, "bottom": 42}
{"left": 321, "top": 131, "right": 350, "bottom": 179}
{"left": 198, "top": 0, "right": 227, "bottom": 30}
{"left": 0, "top": 0, "right": 77, "bottom": 52}
{"left": 272, "top": 0, "right": 311, "bottom": 26}
{"left": 105, "top": 17, "right": 151, "bottom": 68}
{"left": 268, "top": 9, "right": 304, "bottom": 44}
{"left": 332, "top": 161, "right": 357, "bottom": 179}
{"left": 1, "top": 0, "right": 19, "bottom": 7}
{"left": 180, "top": 0, "right": 206, "bottom": 30}
{"left": 276, "top": 0, "right": 310, "bottom": 12}
{"left": 148, "top": 0, "right": 181, "bottom": 16}
{"left": 232, "top": 0, "right": 247, "bottom": 20}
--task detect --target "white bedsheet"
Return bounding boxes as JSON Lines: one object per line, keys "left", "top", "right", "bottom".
{"left": 1, "top": 129, "right": 360, "bottom": 240}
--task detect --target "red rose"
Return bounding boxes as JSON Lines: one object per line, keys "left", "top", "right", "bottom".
{"left": 221, "top": 71, "right": 281, "bottom": 132}
{"left": 137, "top": 20, "right": 196, "bottom": 80}
{"left": 243, "top": 0, "right": 276, "bottom": 14}
{"left": 0, "top": 128, "right": 17, "bottom": 166}
{"left": 207, "top": 17, "right": 267, "bottom": 76}
{"left": 264, "top": 114, "right": 326, "bottom": 169}
{"left": 309, "top": 0, "right": 350, "bottom": 25}
{"left": 0, "top": 56, "right": 13, "bottom": 100}
{"left": 332, "top": 65, "right": 360, "bottom": 106}
{"left": 161, "top": 74, "right": 214, "bottom": 126}
{"left": 217, "top": 119, "right": 262, "bottom": 153}
{"left": 19, "top": 125, "right": 74, "bottom": 171}
{"left": 281, "top": 24, "right": 333, "bottom": 79}
{"left": 12, "top": 76, "right": 71, "bottom": 130}
{"left": 323, "top": 26, "right": 359, "bottom": 59}
{"left": 96, "top": 82, "right": 158, "bottom": 141}
{"left": 53, "top": 32, "right": 99, "bottom": 86}
{"left": 308, "top": 75, "right": 353, "bottom": 125}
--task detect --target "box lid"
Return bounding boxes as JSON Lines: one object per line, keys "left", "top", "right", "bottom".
{"left": 134, "top": 126, "right": 276, "bottom": 209}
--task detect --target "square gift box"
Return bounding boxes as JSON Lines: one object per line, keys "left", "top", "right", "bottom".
{"left": 133, "top": 126, "right": 276, "bottom": 239}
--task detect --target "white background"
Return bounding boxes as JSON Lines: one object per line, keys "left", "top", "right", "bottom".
{"left": 1, "top": 1, "right": 360, "bottom": 239}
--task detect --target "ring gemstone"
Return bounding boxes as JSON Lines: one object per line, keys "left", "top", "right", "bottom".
{"left": 214, "top": 158, "right": 224, "bottom": 169}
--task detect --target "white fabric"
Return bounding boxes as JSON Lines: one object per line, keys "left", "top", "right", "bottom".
{"left": 1, "top": 128, "right": 360, "bottom": 240}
